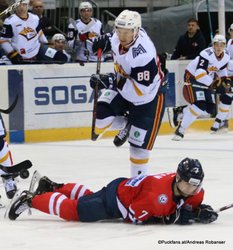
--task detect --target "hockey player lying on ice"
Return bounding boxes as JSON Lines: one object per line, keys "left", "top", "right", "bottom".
{"left": 8, "top": 157, "right": 218, "bottom": 225}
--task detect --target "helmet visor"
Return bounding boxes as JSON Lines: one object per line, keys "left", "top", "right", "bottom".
{"left": 177, "top": 179, "right": 202, "bottom": 196}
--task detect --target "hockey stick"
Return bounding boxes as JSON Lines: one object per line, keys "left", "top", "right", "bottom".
{"left": 0, "top": 0, "right": 23, "bottom": 18}
{"left": 215, "top": 203, "right": 233, "bottom": 213}
{"left": 0, "top": 160, "right": 32, "bottom": 174}
{"left": 0, "top": 95, "right": 18, "bottom": 114}
{"left": 91, "top": 48, "right": 102, "bottom": 141}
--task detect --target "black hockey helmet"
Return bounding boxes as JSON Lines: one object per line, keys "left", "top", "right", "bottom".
{"left": 176, "top": 157, "right": 204, "bottom": 186}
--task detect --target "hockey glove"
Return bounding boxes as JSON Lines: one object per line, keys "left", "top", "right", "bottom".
{"left": 90, "top": 73, "right": 117, "bottom": 90}
{"left": 195, "top": 204, "right": 218, "bottom": 224}
{"left": 175, "top": 207, "right": 195, "bottom": 225}
{"left": 8, "top": 51, "right": 23, "bottom": 64}
{"left": 92, "top": 33, "right": 112, "bottom": 54}
{"left": 211, "top": 78, "right": 232, "bottom": 94}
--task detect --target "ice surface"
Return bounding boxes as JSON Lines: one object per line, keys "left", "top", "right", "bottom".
{"left": 0, "top": 132, "right": 233, "bottom": 250}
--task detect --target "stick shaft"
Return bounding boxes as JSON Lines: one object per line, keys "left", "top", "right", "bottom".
{"left": 91, "top": 48, "right": 102, "bottom": 141}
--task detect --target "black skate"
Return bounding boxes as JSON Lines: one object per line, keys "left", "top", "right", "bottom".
{"left": 167, "top": 106, "right": 185, "bottom": 128}
{"left": 8, "top": 190, "right": 32, "bottom": 220}
{"left": 35, "top": 176, "right": 64, "bottom": 195}
{"left": 211, "top": 119, "right": 228, "bottom": 134}
{"left": 113, "top": 123, "right": 130, "bottom": 147}
{"left": 172, "top": 124, "right": 184, "bottom": 141}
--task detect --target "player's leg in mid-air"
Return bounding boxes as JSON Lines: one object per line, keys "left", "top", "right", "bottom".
{"left": 95, "top": 89, "right": 129, "bottom": 140}
{"left": 0, "top": 114, "right": 17, "bottom": 199}
{"left": 128, "top": 93, "right": 165, "bottom": 176}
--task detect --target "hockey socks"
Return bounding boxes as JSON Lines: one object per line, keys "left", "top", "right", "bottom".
{"left": 55, "top": 183, "right": 93, "bottom": 199}
{"left": 32, "top": 192, "right": 79, "bottom": 221}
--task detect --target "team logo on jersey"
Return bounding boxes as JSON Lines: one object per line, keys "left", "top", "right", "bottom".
{"left": 132, "top": 44, "right": 146, "bottom": 58}
{"left": 19, "top": 27, "right": 37, "bottom": 41}
{"left": 158, "top": 194, "right": 168, "bottom": 204}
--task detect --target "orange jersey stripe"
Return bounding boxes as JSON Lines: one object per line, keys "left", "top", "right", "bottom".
{"left": 147, "top": 94, "right": 164, "bottom": 150}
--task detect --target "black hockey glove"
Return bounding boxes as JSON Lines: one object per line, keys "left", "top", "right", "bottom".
{"left": 92, "top": 33, "right": 112, "bottom": 54}
{"left": 175, "top": 207, "right": 195, "bottom": 225}
{"left": 211, "top": 78, "right": 232, "bottom": 94}
{"left": 90, "top": 73, "right": 117, "bottom": 90}
{"left": 8, "top": 51, "right": 23, "bottom": 64}
{"left": 195, "top": 204, "right": 218, "bottom": 224}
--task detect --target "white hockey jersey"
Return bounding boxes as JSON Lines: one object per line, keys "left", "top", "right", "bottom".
{"left": 186, "top": 47, "right": 230, "bottom": 86}
{"left": 0, "top": 13, "right": 47, "bottom": 59}
{"left": 226, "top": 39, "right": 233, "bottom": 76}
{"left": 67, "top": 18, "right": 103, "bottom": 62}
{"left": 111, "top": 29, "right": 164, "bottom": 106}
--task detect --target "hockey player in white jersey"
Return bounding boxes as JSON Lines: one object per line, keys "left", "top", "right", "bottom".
{"left": 0, "top": 0, "right": 67, "bottom": 64}
{"left": 210, "top": 27, "right": 233, "bottom": 132}
{"left": 67, "top": 1, "right": 104, "bottom": 62}
{"left": 90, "top": 10, "right": 168, "bottom": 176}
{"left": 0, "top": 114, "right": 17, "bottom": 199}
{"left": 172, "top": 34, "right": 231, "bottom": 140}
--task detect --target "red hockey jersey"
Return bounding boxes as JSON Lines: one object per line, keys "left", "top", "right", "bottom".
{"left": 116, "top": 173, "right": 204, "bottom": 223}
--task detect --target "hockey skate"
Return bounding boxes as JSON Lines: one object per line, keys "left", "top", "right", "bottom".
{"left": 35, "top": 176, "right": 64, "bottom": 195}
{"left": 172, "top": 124, "right": 184, "bottom": 141}
{"left": 7, "top": 190, "right": 33, "bottom": 220}
{"left": 167, "top": 106, "right": 185, "bottom": 128}
{"left": 211, "top": 119, "right": 229, "bottom": 134}
{"left": 113, "top": 122, "right": 130, "bottom": 147}
{"left": 2, "top": 175, "right": 17, "bottom": 199}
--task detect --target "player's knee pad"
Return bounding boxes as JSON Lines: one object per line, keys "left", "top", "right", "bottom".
{"left": 54, "top": 51, "right": 68, "bottom": 64}
{"left": 220, "top": 94, "right": 232, "bottom": 105}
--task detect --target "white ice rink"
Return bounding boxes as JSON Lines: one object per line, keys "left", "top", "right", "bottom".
{"left": 0, "top": 132, "right": 233, "bottom": 250}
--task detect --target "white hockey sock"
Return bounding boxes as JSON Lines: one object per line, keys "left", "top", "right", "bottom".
{"left": 130, "top": 146, "right": 150, "bottom": 177}
{"left": 214, "top": 103, "right": 230, "bottom": 128}
{"left": 0, "top": 140, "right": 13, "bottom": 176}
{"left": 109, "top": 116, "right": 128, "bottom": 130}
{"left": 180, "top": 105, "right": 205, "bottom": 130}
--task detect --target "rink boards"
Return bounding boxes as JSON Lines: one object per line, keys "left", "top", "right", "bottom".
{"left": 0, "top": 61, "right": 231, "bottom": 143}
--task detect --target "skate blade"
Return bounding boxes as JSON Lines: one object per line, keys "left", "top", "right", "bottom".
{"left": 172, "top": 135, "right": 183, "bottom": 141}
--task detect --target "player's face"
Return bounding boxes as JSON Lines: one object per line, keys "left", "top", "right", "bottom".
{"left": 116, "top": 28, "right": 134, "bottom": 47}
{"left": 16, "top": 3, "right": 28, "bottom": 16}
{"left": 80, "top": 8, "right": 92, "bottom": 22}
{"left": 176, "top": 180, "right": 201, "bottom": 197}
{"left": 213, "top": 42, "right": 225, "bottom": 57}
{"left": 54, "top": 40, "right": 66, "bottom": 51}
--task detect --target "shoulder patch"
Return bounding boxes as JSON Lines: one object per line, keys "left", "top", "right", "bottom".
{"left": 132, "top": 44, "right": 146, "bottom": 58}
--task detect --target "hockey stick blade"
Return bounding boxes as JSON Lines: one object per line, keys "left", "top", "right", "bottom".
{"left": 0, "top": 95, "right": 18, "bottom": 114}
{"left": 215, "top": 203, "right": 233, "bottom": 213}
{"left": 0, "top": 160, "right": 32, "bottom": 174}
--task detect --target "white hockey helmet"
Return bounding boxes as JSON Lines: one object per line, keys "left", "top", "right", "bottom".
{"left": 115, "top": 10, "right": 141, "bottom": 37}
{"left": 15, "top": 0, "right": 30, "bottom": 4}
{"left": 212, "top": 34, "right": 226, "bottom": 44}
{"left": 79, "top": 1, "right": 93, "bottom": 12}
{"left": 52, "top": 33, "right": 66, "bottom": 42}
{"left": 228, "top": 23, "right": 233, "bottom": 32}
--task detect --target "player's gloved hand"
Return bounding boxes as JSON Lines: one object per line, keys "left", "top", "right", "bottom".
{"left": 90, "top": 73, "right": 117, "bottom": 90}
{"left": 211, "top": 78, "right": 232, "bottom": 94}
{"left": 159, "top": 69, "right": 169, "bottom": 94}
{"left": 195, "top": 204, "right": 218, "bottom": 224}
{"left": 8, "top": 51, "right": 23, "bottom": 64}
{"left": 175, "top": 207, "right": 195, "bottom": 225}
{"left": 92, "top": 33, "right": 112, "bottom": 54}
